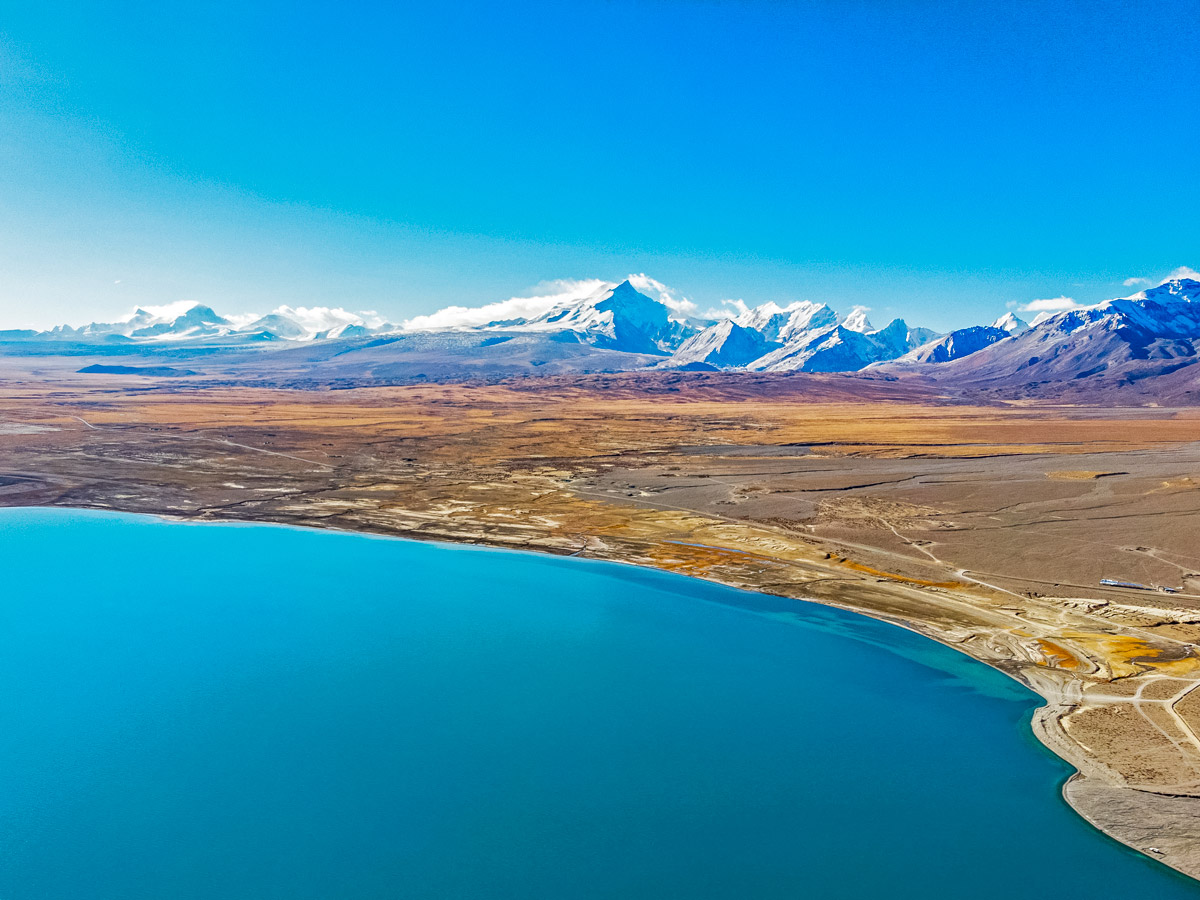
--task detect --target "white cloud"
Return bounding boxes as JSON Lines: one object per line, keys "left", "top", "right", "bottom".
{"left": 224, "top": 311, "right": 261, "bottom": 328}
{"left": 1122, "top": 266, "right": 1198, "bottom": 290}
{"left": 1161, "top": 265, "right": 1200, "bottom": 284}
{"left": 626, "top": 274, "right": 699, "bottom": 318}
{"left": 113, "top": 300, "right": 384, "bottom": 334}
{"left": 118, "top": 300, "right": 200, "bottom": 323}
{"left": 700, "top": 299, "right": 748, "bottom": 320}
{"left": 401, "top": 279, "right": 607, "bottom": 331}
{"left": 269, "top": 305, "right": 384, "bottom": 333}
{"left": 1019, "top": 296, "right": 1081, "bottom": 313}
{"left": 401, "top": 275, "right": 698, "bottom": 331}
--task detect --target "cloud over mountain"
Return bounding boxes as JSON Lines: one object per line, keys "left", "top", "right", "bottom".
{"left": 1163, "top": 266, "right": 1200, "bottom": 284}
{"left": 1020, "top": 296, "right": 1081, "bottom": 313}
{"left": 401, "top": 275, "right": 697, "bottom": 332}
{"left": 401, "top": 279, "right": 610, "bottom": 331}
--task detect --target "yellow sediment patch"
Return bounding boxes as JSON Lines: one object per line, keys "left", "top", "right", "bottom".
{"left": 1046, "top": 470, "right": 1123, "bottom": 480}
{"left": 836, "top": 557, "right": 962, "bottom": 589}
{"left": 643, "top": 540, "right": 757, "bottom": 578}
{"left": 1144, "top": 656, "right": 1200, "bottom": 677}
{"left": 1036, "top": 639, "right": 1082, "bottom": 670}
{"left": 1059, "top": 630, "right": 1200, "bottom": 678}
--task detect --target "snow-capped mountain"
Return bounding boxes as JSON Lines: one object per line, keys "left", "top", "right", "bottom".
{"left": 38, "top": 303, "right": 392, "bottom": 343}
{"left": 991, "top": 312, "right": 1029, "bottom": 335}
{"left": 732, "top": 300, "right": 839, "bottom": 343}
{"left": 841, "top": 307, "right": 874, "bottom": 333}
{"left": 749, "top": 325, "right": 884, "bottom": 372}
{"left": 743, "top": 317, "right": 935, "bottom": 373}
{"left": 877, "top": 277, "right": 1200, "bottom": 401}
{"left": 518, "top": 280, "right": 697, "bottom": 353}
{"left": 891, "top": 325, "right": 1012, "bottom": 364}
{"left": 667, "top": 320, "right": 774, "bottom": 368}
{"left": 13, "top": 281, "right": 944, "bottom": 374}
{"left": 130, "top": 305, "right": 231, "bottom": 338}
{"left": 241, "top": 313, "right": 310, "bottom": 340}
{"left": 322, "top": 323, "right": 373, "bottom": 340}
{"left": 46, "top": 307, "right": 231, "bottom": 341}
{"left": 725, "top": 312, "right": 943, "bottom": 373}
{"left": 14, "top": 274, "right": 1200, "bottom": 401}
{"left": 868, "top": 319, "right": 942, "bottom": 359}
{"left": 659, "top": 293, "right": 943, "bottom": 372}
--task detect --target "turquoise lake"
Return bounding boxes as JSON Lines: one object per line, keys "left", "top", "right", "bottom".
{"left": 1, "top": 507, "right": 1196, "bottom": 898}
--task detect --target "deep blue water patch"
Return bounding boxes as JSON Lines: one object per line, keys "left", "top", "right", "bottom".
{"left": 0, "top": 508, "right": 1196, "bottom": 899}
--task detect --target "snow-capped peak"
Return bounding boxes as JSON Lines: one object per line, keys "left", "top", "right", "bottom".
{"left": 117, "top": 303, "right": 231, "bottom": 339}
{"left": 117, "top": 300, "right": 206, "bottom": 327}
{"left": 991, "top": 312, "right": 1029, "bottom": 335}
{"left": 31, "top": 273, "right": 1200, "bottom": 382}
{"left": 518, "top": 279, "right": 695, "bottom": 354}
{"left": 1136, "top": 276, "right": 1200, "bottom": 303}
{"left": 732, "top": 300, "right": 791, "bottom": 334}
{"left": 841, "top": 307, "right": 874, "bottom": 333}
{"left": 247, "top": 305, "right": 381, "bottom": 340}
{"left": 780, "top": 302, "right": 839, "bottom": 341}
{"left": 732, "top": 300, "right": 838, "bottom": 343}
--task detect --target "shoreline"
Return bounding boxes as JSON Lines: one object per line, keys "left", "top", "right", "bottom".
{"left": 7, "top": 501, "right": 1200, "bottom": 883}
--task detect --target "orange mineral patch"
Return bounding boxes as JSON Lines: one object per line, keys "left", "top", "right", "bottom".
{"left": 837, "top": 558, "right": 962, "bottom": 589}
{"left": 1059, "top": 630, "right": 1200, "bottom": 678}
{"left": 1036, "top": 639, "right": 1082, "bottom": 670}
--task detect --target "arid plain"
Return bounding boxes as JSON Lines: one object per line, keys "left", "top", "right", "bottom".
{"left": 4, "top": 364, "right": 1200, "bottom": 878}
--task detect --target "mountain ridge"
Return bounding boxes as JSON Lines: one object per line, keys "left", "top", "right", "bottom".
{"left": 8, "top": 275, "right": 1200, "bottom": 402}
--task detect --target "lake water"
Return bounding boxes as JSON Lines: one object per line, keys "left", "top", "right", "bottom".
{"left": 0, "top": 507, "right": 1196, "bottom": 898}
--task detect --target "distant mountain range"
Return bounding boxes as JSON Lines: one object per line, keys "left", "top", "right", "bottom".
{"left": 14, "top": 302, "right": 382, "bottom": 344}
{"left": 5, "top": 276, "right": 1200, "bottom": 402}
{"left": 877, "top": 276, "right": 1200, "bottom": 403}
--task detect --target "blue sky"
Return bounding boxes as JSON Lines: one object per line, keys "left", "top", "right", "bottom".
{"left": 1, "top": 0, "right": 1197, "bottom": 331}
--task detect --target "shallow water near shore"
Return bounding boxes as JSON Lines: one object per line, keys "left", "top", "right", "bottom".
{"left": 1, "top": 507, "right": 1196, "bottom": 898}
